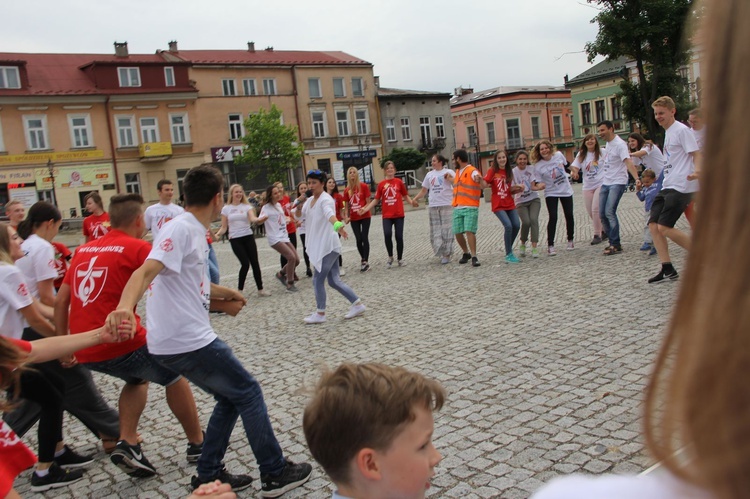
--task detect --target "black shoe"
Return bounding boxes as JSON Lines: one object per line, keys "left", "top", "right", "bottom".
{"left": 360, "top": 262, "right": 370, "bottom": 273}
{"left": 191, "top": 468, "right": 254, "bottom": 492}
{"left": 458, "top": 253, "right": 471, "bottom": 264}
{"left": 305, "top": 267, "right": 312, "bottom": 277}
{"left": 601, "top": 233, "right": 609, "bottom": 241}
{"left": 110, "top": 441, "right": 157, "bottom": 478}
{"left": 54, "top": 445, "right": 94, "bottom": 469}
{"left": 471, "top": 256, "right": 481, "bottom": 267}
{"left": 261, "top": 460, "right": 313, "bottom": 498}
{"left": 30, "top": 462, "right": 84, "bottom": 492}
{"left": 590, "top": 235, "right": 603, "bottom": 245}
{"left": 648, "top": 269, "right": 679, "bottom": 284}
{"left": 186, "top": 432, "right": 204, "bottom": 464}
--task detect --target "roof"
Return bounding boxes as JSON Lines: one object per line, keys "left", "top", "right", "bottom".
{"left": 167, "top": 50, "right": 371, "bottom": 66}
{"left": 377, "top": 87, "right": 451, "bottom": 99}
{"left": 450, "top": 85, "right": 569, "bottom": 106}
{"left": 565, "top": 56, "right": 629, "bottom": 87}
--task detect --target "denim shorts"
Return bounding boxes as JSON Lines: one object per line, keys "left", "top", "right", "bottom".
{"left": 86, "top": 344, "right": 181, "bottom": 386}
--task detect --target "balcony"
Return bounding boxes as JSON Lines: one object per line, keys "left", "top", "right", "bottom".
{"left": 139, "top": 142, "right": 173, "bottom": 162}
{"left": 419, "top": 138, "right": 446, "bottom": 153}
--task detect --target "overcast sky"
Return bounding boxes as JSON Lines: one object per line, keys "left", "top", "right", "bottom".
{"left": 5, "top": 0, "right": 605, "bottom": 95}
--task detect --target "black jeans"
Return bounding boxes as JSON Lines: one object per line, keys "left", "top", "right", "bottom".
{"left": 350, "top": 218, "right": 371, "bottom": 262}
{"left": 383, "top": 217, "right": 405, "bottom": 260}
{"left": 299, "top": 233, "right": 311, "bottom": 270}
{"left": 545, "top": 196, "right": 575, "bottom": 246}
{"left": 229, "top": 234, "right": 263, "bottom": 291}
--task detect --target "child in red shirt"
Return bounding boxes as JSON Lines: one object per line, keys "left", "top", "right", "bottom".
{"left": 484, "top": 150, "right": 523, "bottom": 263}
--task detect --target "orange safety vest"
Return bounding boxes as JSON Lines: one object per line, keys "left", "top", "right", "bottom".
{"left": 452, "top": 165, "right": 481, "bottom": 207}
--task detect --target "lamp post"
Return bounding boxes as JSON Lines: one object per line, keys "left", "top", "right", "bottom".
{"left": 357, "top": 136, "right": 374, "bottom": 192}
{"left": 46, "top": 159, "right": 57, "bottom": 208}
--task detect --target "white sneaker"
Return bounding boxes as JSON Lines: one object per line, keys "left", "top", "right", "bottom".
{"left": 257, "top": 289, "right": 271, "bottom": 297}
{"left": 566, "top": 241, "right": 575, "bottom": 251}
{"left": 344, "top": 303, "right": 366, "bottom": 319}
{"left": 303, "top": 313, "right": 326, "bottom": 324}
{"left": 339, "top": 268, "right": 346, "bottom": 276}
{"left": 548, "top": 246, "right": 557, "bottom": 256}
{"left": 397, "top": 260, "right": 406, "bottom": 267}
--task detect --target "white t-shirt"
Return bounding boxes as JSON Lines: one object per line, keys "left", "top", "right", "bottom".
{"left": 145, "top": 212, "right": 216, "bottom": 355}
{"left": 260, "top": 202, "right": 290, "bottom": 245}
{"left": 16, "top": 234, "right": 58, "bottom": 300}
{"left": 220, "top": 203, "right": 254, "bottom": 239}
{"left": 601, "top": 135, "right": 632, "bottom": 186}
{"left": 692, "top": 127, "right": 705, "bottom": 150}
{"left": 512, "top": 166, "right": 539, "bottom": 204}
{"left": 144, "top": 202, "right": 184, "bottom": 241}
{"left": 531, "top": 470, "right": 712, "bottom": 499}
{"left": 638, "top": 144, "right": 666, "bottom": 179}
{"left": 533, "top": 151, "right": 573, "bottom": 197}
{"left": 571, "top": 151, "right": 605, "bottom": 191}
{"left": 301, "top": 192, "right": 340, "bottom": 272}
{"left": 663, "top": 120, "right": 700, "bottom": 193}
{"left": 0, "top": 263, "right": 33, "bottom": 339}
{"left": 422, "top": 168, "right": 455, "bottom": 207}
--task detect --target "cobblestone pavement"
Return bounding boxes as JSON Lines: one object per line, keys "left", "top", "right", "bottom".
{"left": 13, "top": 185, "right": 690, "bottom": 498}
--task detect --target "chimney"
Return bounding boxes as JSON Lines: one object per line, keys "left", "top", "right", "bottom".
{"left": 248, "top": 41, "right": 255, "bottom": 52}
{"left": 461, "top": 87, "right": 473, "bottom": 96}
{"left": 168, "top": 40, "right": 178, "bottom": 52}
{"left": 265, "top": 46, "right": 274, "bottom": 52}
{"left": 374, "top": 76, "right": 380, "bottom": 88}
{"left": 114, "top": 41, "right": 129, "bottom": 57}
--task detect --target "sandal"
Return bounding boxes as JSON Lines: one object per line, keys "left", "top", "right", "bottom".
{"left": 603, "top": 245, "right": 622, "bottom": 256}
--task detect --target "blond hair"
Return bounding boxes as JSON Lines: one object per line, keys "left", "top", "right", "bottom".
{"left": 226, "top": 184, "right": 248, "bottom": 205}
{"left": 643, "top": 2, "right": 750, "bottom": 497}
{"left": 0, "top": 222, "right": 14, "bottom": 265}
{"left": 530, "top": 140, "right": 555, "bottom": 163}
{"left": 345, "top": 166, "right": 361, "bottom": 197}
{"left": 651, "top": 95, "right": 676, "bottom": 110}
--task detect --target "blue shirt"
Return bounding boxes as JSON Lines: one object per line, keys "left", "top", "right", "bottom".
{"left": 636, "top": 184, "right": 659, "bottom": 212}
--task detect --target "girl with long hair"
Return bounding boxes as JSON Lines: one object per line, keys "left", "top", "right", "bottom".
{"left": 260, "top": 184, "right": 300, "bottom": 292}
{"left": 82, "top": 191, "right": 110, "bottom": 242}
{"left": 325, "top": 177, "right": 346, "bottom": 274}
{"left": 570, "top": 134, "right": 605, "bottom": 244}
{"left": 484, "top": 149, "right": 523, "bottom": 263}
{"left": 275, "top": 182, "right": 300, "bottom": 281}
{"left": 513, "top": 150, "right": 542, "bottom": 258}
{"left": 412, "top": 155, "right": 455, "bottom": 264}
{"left": 293, "top": 181, "right": 313, "bottom": 277}
{"left": 628, "top": 132, "right": 666, "bottom": 187}
{"left": 531, "top": 140, "right": 575, "bottom": 255}
{"left": 342, "top": 166, "right": 372, "bottom": 272}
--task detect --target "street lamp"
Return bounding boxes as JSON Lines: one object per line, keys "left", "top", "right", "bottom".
{"left": 46, "top": 159, "right": 57, "bottom": 208}
{"left": 357, "top": 136, "right": 374, "bottom": 192}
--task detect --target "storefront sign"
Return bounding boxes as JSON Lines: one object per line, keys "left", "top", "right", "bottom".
{"left": 139, "top": 142, "right": 173, "bottom": 158}
{"left": 336, "top": 150, "right": 377, "bottom": 161}
{"left": 0, "top": 168, "right": 36, "bottom": 183}
{"left": 211, "top": 146, "right": 244, "bottom": 163}
{"left": 34, "top": 163, "right": 115, "bottom": 189}
{"left": 0, "top": 150, "right": 105, "bottom": 165}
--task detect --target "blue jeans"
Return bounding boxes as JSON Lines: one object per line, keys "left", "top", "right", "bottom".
{"left": 154, "top": 338, "right": 285, "bottom": 479}
{"left": 599, "top": 184, "right": 627, "bottom": 247}
{"left": 207, "top": 243, "right": 220, "bottom": 285}
{"left": 494, "top": 209, "right": 521, "bottom": 255}
{"left": 313, "top": 251, "right": 359, "bottom": 312}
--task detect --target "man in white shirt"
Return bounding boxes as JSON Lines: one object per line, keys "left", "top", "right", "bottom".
{"left": 107, "top": 165, "right": 312, "bottom": 496}
{"left": 647, "top": 96, "right": 701, "bottom": 284}
{"left": 143, "top": 179, "right": 184, "bottom": 241}
{"left": 687, "top": 108, "right": 705, "bottom": 150}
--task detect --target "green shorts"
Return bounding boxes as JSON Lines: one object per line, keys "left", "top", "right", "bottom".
{"left": 452, "top": 207, "right": 479, "bottom": 234}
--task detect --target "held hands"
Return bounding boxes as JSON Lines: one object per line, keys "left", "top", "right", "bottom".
{"left": 535, "top": 182, "right": 546, "bottom": 190}
{"left": 570, "top": 171, "right": 579, "bottom": 181}
{"left": 356, "top": 208, "right": 367, "bottom": 216}
{"left": 106, "top": 310, "right": 136, "bottom": 340}
{"left": 411, "top": 199, "right": 419, "bottom": 208}
{"left": 510, "top": 185, "right": 524, "bottom": 195}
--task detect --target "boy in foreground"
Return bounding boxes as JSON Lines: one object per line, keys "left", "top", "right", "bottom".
{"left": 303, "top": 363, "right": 445, "bottom": 499}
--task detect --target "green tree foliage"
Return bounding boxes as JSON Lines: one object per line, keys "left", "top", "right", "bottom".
{"left": 380, "top": 147, "right": 427, "bottom": 172}
{"left": 236, "top": 105, "right": 304, "bottom": 184}
{"left": 585, "top": 0, "right": 696, "bottom": 144}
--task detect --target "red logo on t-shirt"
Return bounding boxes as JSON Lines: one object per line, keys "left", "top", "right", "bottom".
{"left": 73, "top": 257, "right": 108, "bottom": 307}
{"left": 47, "top": 259, "right": 56, "bottom": 269}
{"left": 17, "top": 283, "right": 28, "bottom": 297}
{"left": 160, "top": 238, "right": 174, "bottom": 252}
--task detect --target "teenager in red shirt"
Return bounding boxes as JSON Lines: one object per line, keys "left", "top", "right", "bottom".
{"left": 484, "top": 149, "right": 523, "bottom": 264}
{"left": 82, "top": 192, "right": 110, "bottom": 242}
{"left": 342, "top": 167, "right": 373, "bottom": 272}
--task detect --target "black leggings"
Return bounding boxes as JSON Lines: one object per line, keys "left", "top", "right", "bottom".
{"left": 10, "top": 369, "right": 65, "bottom": 463}
{"left": 280, "top": 232, "right": 298, "bottom": 270}
{"left": 229, "top": 234, "right": 263, "bottom": 291}
{"left": 383, "top": 217, "right": 405, "bottom": 260}
{"left": 299, "top": 233, "right": 311, "bottom": 270}
{"left": 351, "top": 218, "right": 371, "bottom": 263}
{"left": 545, "top": 196, "right": 575, "bottom": 246}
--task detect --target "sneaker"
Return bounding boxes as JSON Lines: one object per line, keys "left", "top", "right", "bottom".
{"left": 648, "top": 246, "right": 657, "bottom": 256}
{"left": 458, "top": 252, "right": 471, "bottom": 264}
{"left": 505, "top": 254, "right": 521, "bottom": 264}
{"left": 110, "top": 441, "right": 157, "bottom": 478}
{"left": 548, "top": 246, "right": 557, "bottom": 256}
{"left": 519, "top": 244, "right": 526, "bottom": 256}
{"left": 590, "top": 235, "right": 603, "bottom": 245}
{"left": 304, "top": 312, "right": 326, "bottom": 324}
{"left": 260, "top": 460, "right": 313, "bottom": 498}
{"left": 440, "top": 256, "right": 450, "bottom": 264}
{"left": 286, "top": 283, "right": 298, "bottom": 293}
{"left": 186, "top": 433, "right": 204, "bottom": 464}
{"left": 398, "top": 260, "right": 406, "bottom": 267}
{"left": 191, "top": 468, "right": 254, "bottom": 492}
{"left": 566, "top": 241, "right": 575, "bottom": 251}
{"left": 531, "top": 248, "right": 540, "bottom": 258}
{"left": 30, "top": 463, "right": 84, "bottom": 492}
{"left": 648, "top": 269, "right": 679, "bottom": 284}
{"left": 339, "top": 268, "right": 346, "bottom": 276}
{"left": 471, "top": 256, "right": 480, "bottom": 267}
{"left": 305, "top": 267, "right": 312, "bottom": 277}
{"left": 360, "top": 262, "right": 370, "bottom": 272}
{"left": 257, "top": 289, "right": 271, "bottom": 297}
{"left": 387, "top": 257, "right": 394, "bottom": 268}
{"left": 640, "top": 242, "right": 652, "bottom": 251}
{"left": 345, "top": 303, "right": 366, "bottom": 319}
{"left": 275, "top": 272, "right": 286, "bottom": 286}
{"left": 54, "top": 445, "right": 94, "bottom": 469}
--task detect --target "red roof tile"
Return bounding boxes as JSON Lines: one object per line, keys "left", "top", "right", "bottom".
{"left": 170, "top": 50, "right": 370, "bottom": 66}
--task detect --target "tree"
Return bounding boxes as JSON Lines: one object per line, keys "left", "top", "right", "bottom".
{"left": 380, "top": 148, "right": 427, "bottom": 172}
{"left": 235, "top": 105, "right": 304, "bottom": 184}
{"left": 585, "top": 0, "right": 697, "bottom": 143}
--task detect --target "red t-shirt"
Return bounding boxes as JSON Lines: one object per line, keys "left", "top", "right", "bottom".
{"left": 0, "top": 419, "right": 36, "bottom": 496}
{"left": 63, "top": 229, "right": 151, "bottom": 363}
{"left": 343, "top": 184, "right": 372, "bottom": 221}
{"left": 375, "top": 178, "right": 408, "bottom": 219}
{"left": 332, "top": 193, "right": 344, "bottom": 221}
{"left": 51, "top": 241, "right": 72, "bottom": 289}
{"left": 280, "top": 195, "right": 297, "bottom": 234}
{"left": 484, "top": 168, "right": 516, "bottom": 212}
{"left": 83, "top": 212, "right": 111, "bottom": 242}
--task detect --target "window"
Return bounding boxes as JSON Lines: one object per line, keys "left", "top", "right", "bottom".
{"left": 333, "top": 78, "right": 345, "bottom": 98}
{"left": 263, "top": 78, "right": 277, "bottom": 95}
{"left": 351, "top": 78, "right": 364, "bottom": 97}
{"left": 222, "top": 79, "right": 237, "bottom": 96}
{"left": 242, "top": 79, "right": 257, "bottom": 96}
{"left": 486, "top": 121, "right": 496, "bottom": 145}
{"left": 506, "top": 119, "right": 521, "bottom": 149}
{"left": 164, "top": 67, "right": 175, "bottom": 87}
{"left": 336, "top": 110, "right": 350, "bottom": 136}
{"left": 581, "top": 103, "right": 592, "bottom": 125}
{"left": 68, "top": 114, "right": 92, "bottom": 148}
{"left": 466, "top": 125, "right": 476, "bottom": 146}
{"left": 308, "top": 78, "right": 322, "bottom": 98}
{"left": 570, "top": 115, "right": 576, "bottom": 136}
{"left": 170, "top": 113, "right": 190, "bottom": 144}
{"left": 553, "top": 116, "right": 562, "bottom": 138}
{"left": 435, "top": 116, "right": 445, "bottom": 138}
{"left": 118, "top": 67, "right": 141, "bottom": 87}
{"left": 23, "top": 115, "right": 48, "bottom": 151}
{"left": 531, "top": 116, "right": 541, "bottom": 139}
{"left": 420, "top": 117, "right": 432, "bottom": 144}
{"left": 595, "top": 100, "right": 606, "bottom": 123}
{"left": 124, "top": 173, "right": 141, "bottom": 194}
{"left": 312, "top": 111, "right": 327, "bottom": 138}
{"left": 0, "top": 66, "right": 20, "bottom": 89}
{"left": 385, "top": 118, "right": 396, "bottom": 142}
{"left": 611, "top": 97, "right": 622, "bottom": 121}
{"left": 400, "top": 117, "right": 411, "bottom": 141}
{"left": 140, "top": 117, "right": 159, "bottom": 143}
{"left": 355, "top": 109, "right": 368, "bottom": 135}
{"left": 116, "top": 116, "right": 136, "bottom": 147}
{"left": 228, "top": 114, "right": 244, "bottom": 140}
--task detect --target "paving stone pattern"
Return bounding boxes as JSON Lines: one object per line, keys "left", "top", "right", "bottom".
{"left": 14, "top": 185, "right": 689, "bottom": 498}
